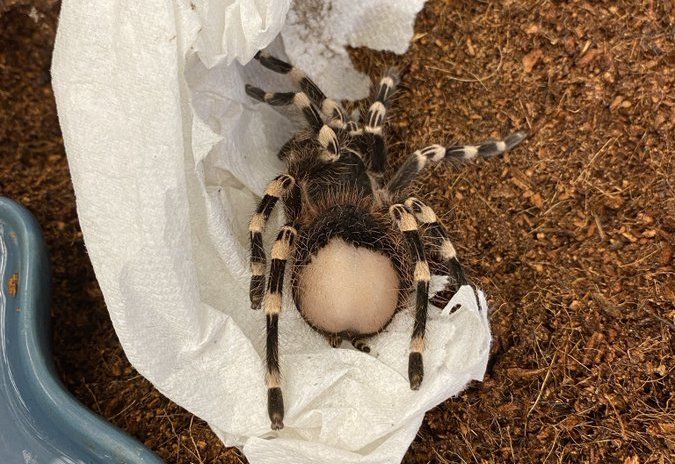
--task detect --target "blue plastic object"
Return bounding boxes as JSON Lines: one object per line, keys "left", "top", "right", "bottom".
{"left": 0, "top": 197, "right": 163, "bottom": 464}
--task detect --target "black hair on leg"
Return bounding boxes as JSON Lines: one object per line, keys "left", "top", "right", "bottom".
{"left": 389, "top": 204, "right": 430, "bottom": 390}
{"left": 404, "top": 197, "right": 468, "bottom": 293}
{"left": 386, "top": 130, "right": 528, "bottom": 197}
{"left": 249, "top": 175, "right": 295, "bottom": 309}
{"left": 254, "top": 51, "right": 347, "bottom": 126}
{"left": 264, "top": 224, "right": 297, "bottom": 430}
{"left": 354, "top": 68, "right": 400, "bottom": 180}
{"left": 245, "top": 85, "right": 340, "bottom": 161}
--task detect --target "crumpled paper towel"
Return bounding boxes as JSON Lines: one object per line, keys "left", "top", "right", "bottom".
{"left": 51, "top": 0, "right": 492, "bottom": 462}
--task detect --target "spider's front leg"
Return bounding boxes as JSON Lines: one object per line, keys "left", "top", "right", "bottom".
{"left": 389, "top": 204, "right": 430, "bottom": 390}
{"left": 264, "top": 224, "right": 297, "bottom": 430}
{"left": 245, "top": 86, "right": 340, "bottom": 161}
{"left": 254, "top": 51, "right": 347, "bottom": 126}
{"left": 352, "top": 69, "right": 400, "bottom": 182}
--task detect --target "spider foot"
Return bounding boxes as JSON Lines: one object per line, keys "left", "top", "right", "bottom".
{"left": 408, "top": 352, "right": 424, "bottom": 390}
{"left": 350, "top": 338, "right": 371, "bottom": 353}
{"left": 268, "top": 387, "right": 285, "bottom": 430}
{"left": 271, "top": 417, "right": 284, "bottom": 430}
{"left": 325, "top": 333, "right": 342, "bottom": 348}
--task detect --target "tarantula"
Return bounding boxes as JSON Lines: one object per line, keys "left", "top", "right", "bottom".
{"left": 245, "top": 51, "right": 526, "bottom": 430}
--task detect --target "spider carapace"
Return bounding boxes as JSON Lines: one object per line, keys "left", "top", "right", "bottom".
{"left": 245, "top": 51, "right": 526, "bottom": 430}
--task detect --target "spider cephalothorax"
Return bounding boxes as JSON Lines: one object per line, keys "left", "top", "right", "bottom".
{"left": 245, "top": 51, "right": 527, "bottom": 430}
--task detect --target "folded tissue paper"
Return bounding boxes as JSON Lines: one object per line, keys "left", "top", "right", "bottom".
{"left": 52, "top": 0, "right": 492, "bottom": 462}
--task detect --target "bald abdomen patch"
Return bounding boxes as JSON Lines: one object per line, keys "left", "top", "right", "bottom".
{"left": 297, "top": 238, "right": 399, "bottom": 335}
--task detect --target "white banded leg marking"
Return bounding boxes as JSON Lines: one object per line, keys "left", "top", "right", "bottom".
{"left": 446, "top": 130, "right": 528, "bottom": 159}
{"left": 264, "top": 224, "right": 297, "bottom": 431}
{"left": 318, "top": 124, "right": 339, "bottom": 161}
{"left": 248, "top": 175, "right": 295, "bottom": 310}
{"left": 365, "top": 101, "right": 386, "bottom": 133}
{"left": 255, "top": 51, "right": 347, "bottom": 126}
{"left": 389, "top": 203, "right": 429, "bottom": 390}
{"left": 245, "top": 85, "right": 324, "bottom": 131}
{"left": 359, "top": 69, "right": 400, "bottom": 178}
{"left": 403, "top": 197, "right": 469, "bottom": 291}
{"left": 386, "top": 145, "right": 446, "bottom": 195}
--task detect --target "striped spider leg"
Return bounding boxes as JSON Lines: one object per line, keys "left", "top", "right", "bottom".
{"left": 404, "top": 197, "right": 474, "bottom": 304}
{"left": 245, "top": 85, "right": 340, "bottom": 162}
{"left": 263, "top": 224, "right": 297, "bottom": 430}
{"left": 351, "top": 69, "right": 400, "bottom": 184}
{"left": 254, "top": 51, "right": 347, "bottom": 128}
{"left": 248, "top": 175, "right": 296, "bottom": 309}
{"left": 389, "top": 204, "right": 430, "bottom": 390}
{"left": 384, "top": 132, "right": 527, "bottom": 389}
{"left": 386, "top": 131, "right": 528, "bottom": 195}
{"left": 248, "top": 174, "right": 302, "bottom": 430}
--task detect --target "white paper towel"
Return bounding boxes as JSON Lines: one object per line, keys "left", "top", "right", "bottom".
{"left": 51, "top": 1, "right": 492, "bottom": 462}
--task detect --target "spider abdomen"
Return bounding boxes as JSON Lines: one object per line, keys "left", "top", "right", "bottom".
{"left": 296, "top": 238, "right": 399, "bottom": 336}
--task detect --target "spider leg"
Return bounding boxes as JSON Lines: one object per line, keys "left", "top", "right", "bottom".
{"left": 245, "top": 86, "right": 322, "bottom": 130}
{"left": 249, "top": 175, "right": 295, "bottom": 309}
{"left": 365, "top": 68, "right": 399, "bottom": 134}
{"left": 245, "top": 86, "right": 340, "bottom": 161}
{"left": 353, "top": 69, "right": 400, "bottom": 181}
{"left": 254, "top": 51, "right": 347, "bottom": 127}
{"left": 389, "top": 204, "right": 430, "bottom": 390}
{"left": 403, "top": 197, "right": 470, "bottom": 297}
{"left": 324, "top": 333, "right": 343, "bottom": 348}
{"left": 386, "top": 130, "right": 528, "bottom": 196}
{"left": 264, "top": 224, "right": 297, "bottom": 431}
{"left": 350, "top": 337, "right": 371, "bottom": 353}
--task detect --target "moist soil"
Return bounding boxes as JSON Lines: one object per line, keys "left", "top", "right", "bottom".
{"left": 1, "top": 1, "right": 673, "bottom": 462}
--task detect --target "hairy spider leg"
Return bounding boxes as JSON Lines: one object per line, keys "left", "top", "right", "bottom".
{"left": 446, "top": 130, "right": 528, "bottom": 159}
{"left": 245, "top": 85, "right": 340, "bottom": 161}
{"left": 389, "top": 204, "right": 430, "bottom": 390}
{"left": 350, "top": 337, "right": 371, "bottom": 353}
{"left": 386, "top": 130, "right": 528, "bottom": 196}
{"left": 356, "top": 68, "right": 400, "bottom": 180}
{"left": 325, "top": 334, "right": 371, "bottom": 353}
{"left": 324, "top": 333, "right": 342, "bottom": 348}
{"left": 386, "top": 144, "right": 447, "bottom": 195}
{"left": 248, "top": 175, "right": 295, "bottom": 309}
{"left": 404, "top": 197, "right": 470, "bottom": 297}
{"left": 264, "top": 224, "right": 297, "bottom": 431}
{"left": 254, "top": 51, "right": 347, "bottom": 127}
{"left": 365, "top": 68, "right": 400, "bottom": 133}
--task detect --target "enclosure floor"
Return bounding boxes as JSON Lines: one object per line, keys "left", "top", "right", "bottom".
{"left": 1, "top": 1, "right": 673, "bottom": 462}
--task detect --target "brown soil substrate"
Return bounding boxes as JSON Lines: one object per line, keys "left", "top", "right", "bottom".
{"left": 1, "top": 1, "right": 673, "bottom": 463}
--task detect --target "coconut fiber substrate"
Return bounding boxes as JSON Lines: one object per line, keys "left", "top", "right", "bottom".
{"left": 1, "top": 1, "right": 673, "bottom": 462}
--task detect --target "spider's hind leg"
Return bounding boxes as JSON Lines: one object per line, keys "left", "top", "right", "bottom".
{"left": 389, "top": 204, "right": 430, "bottom": 390}
{"left": 350, "top": 337, "right": 371, "bottom": 353}
{"left": 403, "top": 197, "right": 474, "bottom": 302}
{"left": 249, "top": 175, "right": 296, "bottom": 309}
{"left": 264, "top": 224, "right": 297, "bottom": 430}
{"left": 324, "top": 333, "right": 343, "bottom": 348}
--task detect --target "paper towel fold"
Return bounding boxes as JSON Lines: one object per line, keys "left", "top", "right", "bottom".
{"left": 52, "top": 1, "right": 491, "bottom": 462}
